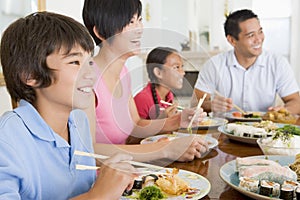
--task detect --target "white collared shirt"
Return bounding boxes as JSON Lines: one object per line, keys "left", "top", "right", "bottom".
{"left": 194, "top": 50, "right": 299, "bottom": 111}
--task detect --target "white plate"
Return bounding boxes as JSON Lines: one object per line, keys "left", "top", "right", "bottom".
{"left": 218, "top": 123, "right": 298, "bottom": 145}
{"left": 224, "top": 112, "right": 263, "bottom": 122}
{"left": 141, "top": 132, "right": 218, "bottom": 149}
{"left": 193, "top": 117, "right": 228, "bottom": 130}
{"left": 140, "top": 133, "right": 218, "bottom": 158}
{"left": 218, "top": 124, "right": 259, "bottom": 145}
{"left": 219, "top": 155, "right": 295, "bottom": 200}
{"left": 121, "top": 168, "right": 211, "bottom": 200}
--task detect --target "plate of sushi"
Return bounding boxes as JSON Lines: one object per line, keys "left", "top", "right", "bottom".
{"left": 219, "top": 155, "right": 300, "bottom": 200}
{"left": 121, "top": 168, "right": 211, "bottom": 200}
{"left": 218, "top": 121, "right": 279, "bottom": 144}
{"left": 224, "top": 111, "right": 263, "bottom": 122}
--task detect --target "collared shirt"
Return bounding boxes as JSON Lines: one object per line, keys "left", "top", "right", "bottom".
{"left": 194, "top": 50, "right": 299, "bottom": 112}
{"left": 134, "top": 82, "right": 174, "bottom": 119}
{"left": 0, "top": 100, "right": 96, "bottom": 200}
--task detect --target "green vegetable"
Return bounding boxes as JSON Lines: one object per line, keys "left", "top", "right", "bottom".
{"left": 277, "top": 125, "right": 300, "bottom": 136}
{"left": 138, "top": 186, "right": 165, "bottom": 200}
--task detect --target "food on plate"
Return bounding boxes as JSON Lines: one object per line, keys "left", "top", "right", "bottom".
{"left": 289, "top": 154, "right": 300, "bottom": 181}
{"left": 138, "top": 186, "right": 165, "bottom": 200}
{"left": 199, "top": 119, "right": 213, "bottom": 126}
{"left": 238, "top": 177, "right": 259, "bottom": 193}
{"left": 232, "top": 111, "right": 261, "bottom": 118}
{"left": 123, "top": 168, "right": 200, "bottom": 199}
{"left": 259, "top": 180, "right": 280, "bottom": 197}
{"left": 225, "top": 121, "right": 278, "bottom": 138}
{"left": 262, "top": 108, "right": 297, "bottom": 124}
{"left": 155, "top": 168, "right": 190, "bottom": 195}
{"left": 257, "top": 125, "right": 300, "bottom": 155}
{"left": 236, "top": 157, "right": 298, "bottom": 198}
{"left": 236, "top": 157, "right": 297, "bottom": 184}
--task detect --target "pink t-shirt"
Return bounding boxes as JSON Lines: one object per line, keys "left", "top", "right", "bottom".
{"left": 134, "top": 83, "right": 174, "bottom": 119}
{"left": 94, "top": 65, "right": 134, "bottom": 144}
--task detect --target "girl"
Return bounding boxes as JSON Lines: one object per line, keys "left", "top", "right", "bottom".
{"left": 134, "top": 47, "right": 185, "bottom": 119}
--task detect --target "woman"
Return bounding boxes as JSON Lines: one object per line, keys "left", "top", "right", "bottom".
{"left": 83, "top": 0, "right": 208, "bottom": 162}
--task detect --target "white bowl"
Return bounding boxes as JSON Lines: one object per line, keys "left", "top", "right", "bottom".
{"left": 257, "top": 137, "right": 300, "bottom": 156}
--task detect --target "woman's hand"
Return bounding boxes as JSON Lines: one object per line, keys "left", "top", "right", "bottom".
{"left": 165, "top": 135, "right": 209, "bottom": 162}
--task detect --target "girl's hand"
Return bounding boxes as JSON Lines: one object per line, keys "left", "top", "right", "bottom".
{"left": 179, "top": 107, "right": 207, "bottom": 128}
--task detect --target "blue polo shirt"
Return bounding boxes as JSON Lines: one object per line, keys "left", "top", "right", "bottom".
{"left": 0, "top": 100, "right": 96, "bottom": 199}
{"left": 195, "top": 50, "right": 299, "bottom": 111}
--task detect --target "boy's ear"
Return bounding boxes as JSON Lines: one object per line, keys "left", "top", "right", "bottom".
{"left": 93, "top": 26, "right": 105, "bottom": 41}
{"left": 25, "top": 77, "right": 38, "bottom": 87}
{"left": 153, "top": 67, "right": 163, "bottom": 79}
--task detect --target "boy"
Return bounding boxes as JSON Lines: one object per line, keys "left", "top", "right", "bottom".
{"left": 0, "top": 11, "right": 135, "bottom": 199}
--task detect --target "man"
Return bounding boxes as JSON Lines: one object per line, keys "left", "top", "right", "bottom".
{"left": 193, "top": 9, "right": 300, "bottom": 114}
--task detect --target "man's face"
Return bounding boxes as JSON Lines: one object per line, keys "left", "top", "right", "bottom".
{"left": 233, "top": 18, "right": 265, "bottom": 58}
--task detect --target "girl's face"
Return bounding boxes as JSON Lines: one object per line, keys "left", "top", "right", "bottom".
{"left": 35, "top": 45, "right": 96, "bottom": 112}
{"left": 111, "top": 14, "right": 143, "bottom": 57}
{"left": 158, "top": 53, "right": 185, "bottom": 90}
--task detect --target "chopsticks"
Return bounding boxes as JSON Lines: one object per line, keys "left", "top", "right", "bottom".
{"left": 74, "top": 150, "right": 164, "bottom": 170}
{"left": 160, "top": 100, "right": 185, "bottom": 110}
{"left": 187, "top": 93, "right": 207, "bottom": 132}
{"left": 75, "top": 164, "right": 155, "bottom": 174}
{"left": 214, "top": 91, "right": 246, "bottom": 114}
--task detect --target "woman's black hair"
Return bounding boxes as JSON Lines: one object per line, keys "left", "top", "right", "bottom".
{"left": 83, "top": 0, "right": 142, "bottom": 45}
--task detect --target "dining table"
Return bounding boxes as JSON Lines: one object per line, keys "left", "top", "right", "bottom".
{"left": 166, "top": 117, "right": 300, "bottom": 200}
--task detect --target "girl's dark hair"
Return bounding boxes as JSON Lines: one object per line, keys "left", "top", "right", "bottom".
{"left": 146, "top": 47, "right": 178, "bottom": 118}
{"left": 82, "top": 0, "right": 142, "bottom": 45}
{"left": 224, "top": 9, "right": 258, "bottom": 40}
{"left": 0, "top": 12, "right": 95, "bottom": 104}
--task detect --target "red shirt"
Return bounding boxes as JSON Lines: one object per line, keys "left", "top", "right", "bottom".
{"left": 134, "top": 83, "right": 174, "bottom": 119}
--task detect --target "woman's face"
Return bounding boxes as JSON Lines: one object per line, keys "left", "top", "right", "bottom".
{"left": 110, "top": 13, "right": 143, "bottom": 58}
{"left": 158, "top": 53, "right": 185, "bottom": 90}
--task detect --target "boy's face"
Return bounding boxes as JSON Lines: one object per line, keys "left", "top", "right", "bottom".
{"left": 35, "top": 45, "right": 95, "bottom": 111}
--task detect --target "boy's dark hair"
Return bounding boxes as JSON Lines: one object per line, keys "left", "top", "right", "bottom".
{"left": 224, "top": 9, "right": 258, "bottom": 40}
{"left": 0, "top": 12, "right": 94, "bottom": 104}
{"left": 82, "top": 0, "right": 142, "bottom": 46}
{"left": 146, "top": 47, "right": 178, "bottom": 118}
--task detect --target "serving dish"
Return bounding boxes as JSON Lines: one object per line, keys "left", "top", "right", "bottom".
{"left": 219, "top": 155, "right": 295, "bottom": 200}
{"left": 218, "top": 121, "right": 283, "bottom": 145}
{"left": 121, "top": 168, "right": 211, "bottom": 200}
{"left": 257, "top": 133, "right": 300, "bottom": 156}
{"left": 218, "top": 124, "right": 260, "bottom": 145}
{"left": 224, "top": 111, "right": 263, "bottom": 122}
{"left": 141, "top": 133, "right": 218, "bottom": 158}
{"left": 191, "top": 117, "right": 228, "bottom": 130}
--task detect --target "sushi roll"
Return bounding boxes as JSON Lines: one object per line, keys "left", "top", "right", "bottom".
{"left": 280, "top": 184, "right": 294, "bottom": 200}
{"left": 259, "top": 180, "right": 280, "bottom": 197}
{"left": 296, "top": 186, "right": 300, "bottom": 200}
{"left": 243, "top": 132, "right": 252, "bottom": 138}
{"left": 283, "top": 180, "right": 298, "bottom": 197}
{"left": 239, "top": 177, "right": 259, "bottom": 193}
